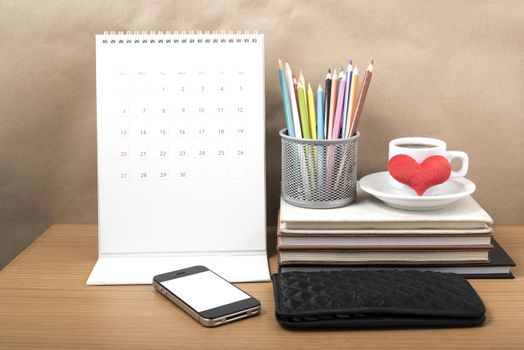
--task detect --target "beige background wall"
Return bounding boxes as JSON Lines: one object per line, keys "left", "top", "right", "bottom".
{"left": 1, "top": 0, "right": 523, "bottom": 269}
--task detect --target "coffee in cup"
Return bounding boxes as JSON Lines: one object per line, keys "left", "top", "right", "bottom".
{"left": 388, "top": 137, "right": 468, "bottom": 196}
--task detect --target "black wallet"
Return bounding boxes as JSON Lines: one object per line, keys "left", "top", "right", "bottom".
{"left": 272, "top": 270, "right": 486, "bottom": 329}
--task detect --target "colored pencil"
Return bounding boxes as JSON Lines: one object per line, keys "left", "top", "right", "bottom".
{"left": 278, "top": 59, "right": 295, "bottom": 137}
{"left": 323, "top": 70, "right": 331, "bottom": 139}
{"left": 344, "top": 66, "right": 359, "bottom": 138}
{"left": 341, "top": 60, "right": 353, "bottom": 139}
{"left": 307, "top": 83, "right": 317, "bottom": 139}
{"left": 297, "top": 79, "right": 311, "bottom": 138}
{"left": 280, "top": 58, "right": 373, "bottom": 140}
{"left": 316, "top": 85, "right": 324, "bottom": 140}
{"left": 298, "top": 70, "right": 307, "bottom": 114}
{"left": 298, "top": 70, "right": 305, "bottom": 87}
{"left": 349, "top": 60, "right": 374, "bottom": 137}
{"left": 338, "top": 70, "right": 344, "bottom": 92}
{"left": 293, "top": 76, "right": 299, "bottom": 116}
{"left": 298, "top": 71, "right": 307, "bottom": 130}
{"left": 284, "top": 62, "right": 302, "bottom": 138}
{"left": 327, "top": 68, "right": 338, "bottom": 139}
{"left": 333, "top": 69, "right": 344, "bottom": 134}
{"left": 331, "top": 74, "right": 346, "bottom": 139}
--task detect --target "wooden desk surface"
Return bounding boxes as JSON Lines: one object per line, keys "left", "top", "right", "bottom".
{"left": 1, "top": 225, "right": 523, "bottom": 349}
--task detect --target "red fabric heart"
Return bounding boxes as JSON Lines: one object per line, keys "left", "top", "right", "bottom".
{"left": 388, "top": 155, "right": 451, "bottom": 196}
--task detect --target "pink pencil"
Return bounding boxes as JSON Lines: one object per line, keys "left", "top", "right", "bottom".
{"left": 331, "top": 76, "right": 346, "bottom": 139}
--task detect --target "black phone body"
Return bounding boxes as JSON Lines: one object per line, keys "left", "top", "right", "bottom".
{"left": 153, "top": 265, "right": 261, "bottom": 327}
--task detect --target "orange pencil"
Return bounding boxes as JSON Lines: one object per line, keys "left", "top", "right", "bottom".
{"left": 327, "top": 68, "right": 338, "bottom": 139}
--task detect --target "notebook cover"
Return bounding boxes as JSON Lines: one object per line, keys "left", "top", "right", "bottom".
{"left": 490, "top": 238, "right": 516, "bottom": 267}
{"left": 277, "top": 239, "right": 494, "bottom": 250}
{"left": 277, "top": 215, "right": 493, "bottom": 249}
{"left": 278, "top": 249, "right": 490, "bottom": 265}
{"left": 280, "top": 190, "right": 493, "bottom": 230}
{"left": 278, "top": 238, "right": 515, "bottom": 278}
{"left": 279, "top": 227, "right": 493, "bottom": 236}
{"left": 279, "top": 268, "right": 513, "bottom": 279}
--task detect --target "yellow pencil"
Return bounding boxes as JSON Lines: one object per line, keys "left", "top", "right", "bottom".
{"left": 307, "top": 83, "right": 317, "bottom": 139}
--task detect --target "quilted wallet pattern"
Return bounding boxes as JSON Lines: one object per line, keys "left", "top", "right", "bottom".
{"left": 272, "top": 270, "right": 485, "bottom": 329}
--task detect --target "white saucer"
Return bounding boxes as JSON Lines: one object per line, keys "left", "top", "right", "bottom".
{"left": 359, "top": 172, "right": 476, "bottom": 211}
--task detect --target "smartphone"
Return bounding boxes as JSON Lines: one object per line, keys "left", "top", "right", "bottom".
{"left": 153, "top": 265, "right": 261, "bottom": 327}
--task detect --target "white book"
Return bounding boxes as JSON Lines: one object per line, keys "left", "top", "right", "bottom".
{"left": 279, "top": 227, "right": 493, "bottom": 236}
{"left": 280, "top": 191, "right": 493, "bottom": 230}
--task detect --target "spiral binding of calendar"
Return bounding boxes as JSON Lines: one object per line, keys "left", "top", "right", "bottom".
{"left": 101, "top": 30, "right": 261, "bottom": 44}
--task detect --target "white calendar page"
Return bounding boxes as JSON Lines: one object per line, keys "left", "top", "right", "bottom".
{"left": 88, "top": 32, "right": 268, "bottom": 284}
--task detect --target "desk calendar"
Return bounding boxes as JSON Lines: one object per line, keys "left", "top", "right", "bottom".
{"left": 87, "top": 31, "right": 269, "bottom": 285}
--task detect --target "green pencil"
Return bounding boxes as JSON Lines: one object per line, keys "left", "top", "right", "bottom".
{"left": 297, "top": 78, "right": 311, "bottom": 139}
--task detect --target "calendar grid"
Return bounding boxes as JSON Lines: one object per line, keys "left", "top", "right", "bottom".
{"left": 96, "top": 32, "right": 266, "bottom": 254}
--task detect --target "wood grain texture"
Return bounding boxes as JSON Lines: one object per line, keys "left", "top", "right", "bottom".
{"left": 1, "top": 224, "right": 523, "bottom": 349}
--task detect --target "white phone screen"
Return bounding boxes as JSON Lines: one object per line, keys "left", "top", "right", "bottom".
{"left": 161, "top": 270, "right": 251, "bottom": 312}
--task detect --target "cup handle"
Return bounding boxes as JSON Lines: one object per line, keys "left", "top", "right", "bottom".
{"left": 446, "top": 151, "right": 469, "bottom": 178}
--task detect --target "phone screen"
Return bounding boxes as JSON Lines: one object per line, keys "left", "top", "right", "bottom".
{"left": 160, "top": 270, "right": 251, "bottom": 312}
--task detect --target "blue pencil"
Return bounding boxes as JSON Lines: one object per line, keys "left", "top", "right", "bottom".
{"left": 341, "top": 60, "right": 353, "bottom": 139}
{"left": 278, "top": 59, "right": 295, "bottom": 137}
{"left": 316, "top": 85, "right": 324, "bottom": 140}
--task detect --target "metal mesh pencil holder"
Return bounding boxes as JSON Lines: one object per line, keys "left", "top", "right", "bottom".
{"left": 280, "top": 128, "right": 360, "bottom": 209}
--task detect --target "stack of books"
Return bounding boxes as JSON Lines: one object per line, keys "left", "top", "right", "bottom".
{"left": 278, "top": 191, "right": 515, "bottom": 278}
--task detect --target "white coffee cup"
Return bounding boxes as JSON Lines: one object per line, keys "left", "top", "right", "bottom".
{"left": 388, "top": 137, "right": 469, "bottom": 196}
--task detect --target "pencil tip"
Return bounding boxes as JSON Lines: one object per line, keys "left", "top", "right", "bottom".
{"left": 328, "top": 68, "right": 331, "bottom": 73}
{"left": 371, "top": 59, "right": 374, "bottom": 64}
{"left": 350, "top": 59, "right": 353, "bottom": 65}
{"left": 368, "top": 60, "right": 374, "bottom": 71}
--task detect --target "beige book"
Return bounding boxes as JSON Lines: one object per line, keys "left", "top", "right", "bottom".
{"left": 277, "top": 235, "right": 493, "bottom": 250}
{"left": 280, "top": 191, "right": 493, "bottom": 230}
{"left": 278, "top": 249, "right": 489, "bottom": 265}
